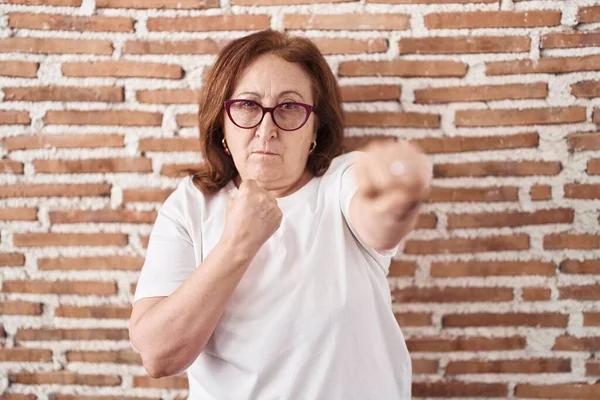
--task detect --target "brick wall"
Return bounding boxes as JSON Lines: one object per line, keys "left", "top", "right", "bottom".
{"left": 1, "top": 0, "right": 599, "bottom": 399}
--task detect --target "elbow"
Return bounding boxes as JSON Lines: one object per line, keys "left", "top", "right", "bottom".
{"left": 129, "top": 322, "right": 169, "bottom": 378}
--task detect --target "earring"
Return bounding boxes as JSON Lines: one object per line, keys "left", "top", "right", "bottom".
{"left": 309, "top": 140, "right": 317, "bottom": 154}
{"left": 222, "top": 138, "right": 231, "bottom": 156}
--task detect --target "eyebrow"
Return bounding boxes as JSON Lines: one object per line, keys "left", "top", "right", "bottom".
{"left": 236, "top": 90, "right": 304, "bottom": 100}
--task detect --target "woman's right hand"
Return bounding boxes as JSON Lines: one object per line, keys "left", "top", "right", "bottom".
{"left": 221, "top": 179, "right": 283, "bottom": 255}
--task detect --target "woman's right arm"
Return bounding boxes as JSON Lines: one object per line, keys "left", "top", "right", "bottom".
{"left": 129, "top": 236, "right": 257, "bottom": 379}
{"left": 129, "top": 179, "right": 283, "bottom": 379}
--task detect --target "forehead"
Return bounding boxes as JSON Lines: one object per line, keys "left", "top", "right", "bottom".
{"left": 233, "top": 54, "right": 313, "bottom": 100}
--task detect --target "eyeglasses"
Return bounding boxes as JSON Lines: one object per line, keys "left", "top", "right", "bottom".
{"left": 224, "top": 99, "right": 314, "bottom": 131}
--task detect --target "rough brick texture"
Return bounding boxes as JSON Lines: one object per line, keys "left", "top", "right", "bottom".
{"left": 1, "top": 0, "right": 599, "bottom": 399}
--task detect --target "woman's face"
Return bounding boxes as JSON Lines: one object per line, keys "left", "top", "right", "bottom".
{"left": 223, "top": 53, "right": 317, "bottom": 189}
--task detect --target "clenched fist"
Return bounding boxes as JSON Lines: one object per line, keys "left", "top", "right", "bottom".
{"left": 353, "top": 140, "right": 432, "bottom": 220}
{"left": 222, "top": 179, "right": 283, "bottom": 255}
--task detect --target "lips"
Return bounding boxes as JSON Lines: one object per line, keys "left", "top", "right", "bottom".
{"left": 253, "top": 151, "right": 278, "bottom": 155}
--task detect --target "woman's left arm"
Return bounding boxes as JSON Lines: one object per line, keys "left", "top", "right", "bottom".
{"left": 349, "top": 140, "right": 433, "bottom": 253}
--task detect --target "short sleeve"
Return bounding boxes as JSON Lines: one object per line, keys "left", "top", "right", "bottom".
{"left": 339, "top": 152, "right": 400, "bottom": 261}
{"left": 133, "top": 178, "right": 198, "bottom": 304}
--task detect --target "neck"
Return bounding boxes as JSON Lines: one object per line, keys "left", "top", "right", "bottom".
{"left": 234, "top": 169, "right": 313, "bottom": 198}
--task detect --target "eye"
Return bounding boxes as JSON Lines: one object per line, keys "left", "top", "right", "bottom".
{"left": 280, "top": 102, "right": 300, "bottom": 110}
{"left": 239, "top": 100, "right": 258, "bottom": 108}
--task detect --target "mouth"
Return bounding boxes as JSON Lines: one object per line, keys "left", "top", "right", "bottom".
{"left": 253, "top": 151, "right": 279, "bottom": 156}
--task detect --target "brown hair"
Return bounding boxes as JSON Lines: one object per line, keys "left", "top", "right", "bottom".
{"left": 186, "top": 29, "right": 344, "bottom": 196}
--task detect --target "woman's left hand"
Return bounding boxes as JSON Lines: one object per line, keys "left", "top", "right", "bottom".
{"left": 353, "top": 139, "right": 433, "bottom": 220}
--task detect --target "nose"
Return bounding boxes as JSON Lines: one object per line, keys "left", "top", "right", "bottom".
{"left": 255, "top": 110, "right": 278, "bottom": 141}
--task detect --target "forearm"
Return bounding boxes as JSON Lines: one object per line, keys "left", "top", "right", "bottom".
{"left": 130, "top": 238, "right": 256, "bottom": 378}
{"left": 353, "top": 192, "right": 421, "bottom": 251}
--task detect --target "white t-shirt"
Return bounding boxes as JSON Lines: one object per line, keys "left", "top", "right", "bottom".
{"left": 134, "top": 151, "right": 411, "bottom": 400}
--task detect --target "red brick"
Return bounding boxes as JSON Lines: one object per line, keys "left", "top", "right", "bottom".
{"left": 0, "top": 207, "right": 37, "bottom": 221}
{"left": 0, "top": 252, "right": 26, "bottom": 266}
{"left": 544, "top": 234, "right": 600, "bottom": 250}
{"left": 586, "top": 360, "right": 600, "bottom": 376}
{"left": 8, "top": 13, "right": 134, "bottom": 32}
{"left": 123, "top": 39, "right": 221, "bottom": 55}
{"left": 594, "top": 107, "right": 600, "bottom": 124}
{"left": 176, "top": 113, "right": 196, "bottom": 127}
{"left": 413, "top": 381, "right": 508, "bottom": 397}
{"left": 147, "top": 15, "right": 269, "bottom": 32}
{"left": 395, "top": 312, "right": 431, "bottom": 327}
{"left": 416, "top": 213, "right": 437, "bottom": 229}
{"left": 515, "top": 383, "right": 600, "bottom": 399}
{"left": 522, "top": 287, "right": 552, "bottom": 301}
{"left": 346, "top": 111, "right": 439, "bottom": 128}
{"left": 38, "top": 256, "right": 143, "bottom": 271}
{"left": 407, "top": 335, "right": 526, "bottom": 352}
{"left": 0, "top": 301, "right": 43, "bottom": 315}
{"left": 0, "top": 160, "right": 24, "bottom": 174}
{"left": 487, "top": 55, "right": 600, "bottom": 75}
{"left": 530, "top": 185, "right": 552, "bottom": 201}
{"left": 447, "top": 358, "right": 570, "bottom": 374}
{"left": 44, "top": 110, "right": 162, "bottom": 126}
{"left": 444, "top": 312, "right": 568, "bottom": 328}
{"left": 340, "top": 85, "right": 400, "bottom": 102}
{"left": 412, "top": 359, "right": 438, "bottom": 374}
{"left": 399, "top": 36, "right": 530, "bottom": 54}
{"left": 4, "top": 86, "right": 123, "bottom": 103}
{"left": 16, "top": 328, "right": 128, "bottom": 341}
{"left": 9, "top": 371, "right": 121, "bottom": 386}
{"left": 234, "top": 0, "right": 357, "bottom": 4}
{"left": 122, "top": 188, "right": 174, "bottom": 203}
{"left": 431, "top": 261, "right": 555, "bottom": 278}
{"left": 455, "top": 107, "right": 586, "bottom": 127}
{"left": 2, "top": 280, "right": 117, "bottom": 295}
{"left": 161, "top": 163, "right": 202, "bottom": 177}
{"left": 588, "top": 159, "right": 600, "bottom": 175}
{"left": 312, "top": 38, "right": 387, "bottom": 55}
{"left": 56, "top": 305, "right": 131, "bottom": 319}
{"left": 50, "top": 396, "right": 158, "bottom": 400}
{"left": 369, "top": 0, "right": 496, "bottom": 2}
{"left": 447, "top": 208, "right": 573, "bottom": 229}
{"left": 66, "top": 350, "right": 141, "bottom": 364}
{"left": 553, "top": 336, "right": 600, "bottom": 351}
{"left": 97, "top": 0, "right": 219, "bottom": 8}
{"left": 0, "top": 183, "right": 111, "bottom": 199}
{"left": 0, "top": 37, "right": 112, "bottom": 55}
{"left": 0, "top": 348, "right": 52, "bottom": 362}
{"left": 138, "top": 137, "right": 201, "bottom": 152}
{"left": 388, "top": 260, "right": 417, "bottom": 277}
{"left": 0, "top": 110, "right": 30, "bottom": 125}
{"left": 0, "top": 61, "right": 38, "bottom": 77}
{"left": 415, "top": 83, "right": 547, "bottom": 103}
{"left": 405, "top": 234, "right": 529, "bottom": 255}
{"left": 559, "top": 285, "right": 600, "bottom": 301}
{"left": 542, "top": 31, "right": 600, "bottom": 49}
{"left": 4, "top": 133, "right": 124, "bottom": 150}
{"left": 425, "top": 11, "right": 561, "bottom": 29}
{"left": 49, "top": 209, "right": 156, "bottom": 224}
{"left": 136, "top": 89, "right": 198, "bottom": 104}
{"left": 564, "top": 183, "right": 600, "bottom": 199}
{"left": 579, "top": 6, "right": 600, "bottom": 23}
{"left": 13, "top": 232, "right": 128, "bottom": 247}
{"left": 393, "top": 287, "right": 513, "bottom": 303}
{"left": 34, "top": 157, "right": 152, "bottom": 174}
{"left": 435, "top": 161, "right": 561, "bottom": 178}
{"left": 572, "top": 81, "right": 600, "bottom": 98}
{"left": 62, "top": 61, "right": 182, "bottom": 79}
{"left": 339, "top": 60, "right": 467, "bottom": 77}
{"left": 0, "top": 394, "right": 35, "bottom": 400}
{"left": 584, "top": 313, "right": 600, "bottom": 326}
{"left": 133, "top": 375, "right": 189, "bottom": 389}
{"left": 3, "top": 0, "right": 81, "bottom": 4}
{"left": 560, "top": 259, "right": 600, "bottom": 274}
{"left": 284, "top": 13, "right": 409, "bottom": 30}
{"left": 429, "top": 186, "right": 519, "bottom": 203}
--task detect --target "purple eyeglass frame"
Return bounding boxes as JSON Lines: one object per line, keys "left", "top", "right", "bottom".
{"left": 224, "top": 99, "right": 314, "bottom": 131}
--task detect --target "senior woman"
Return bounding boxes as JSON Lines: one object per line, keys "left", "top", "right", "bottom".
{"left": 129, "top": 29, "right": 432, "bottom": 399}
